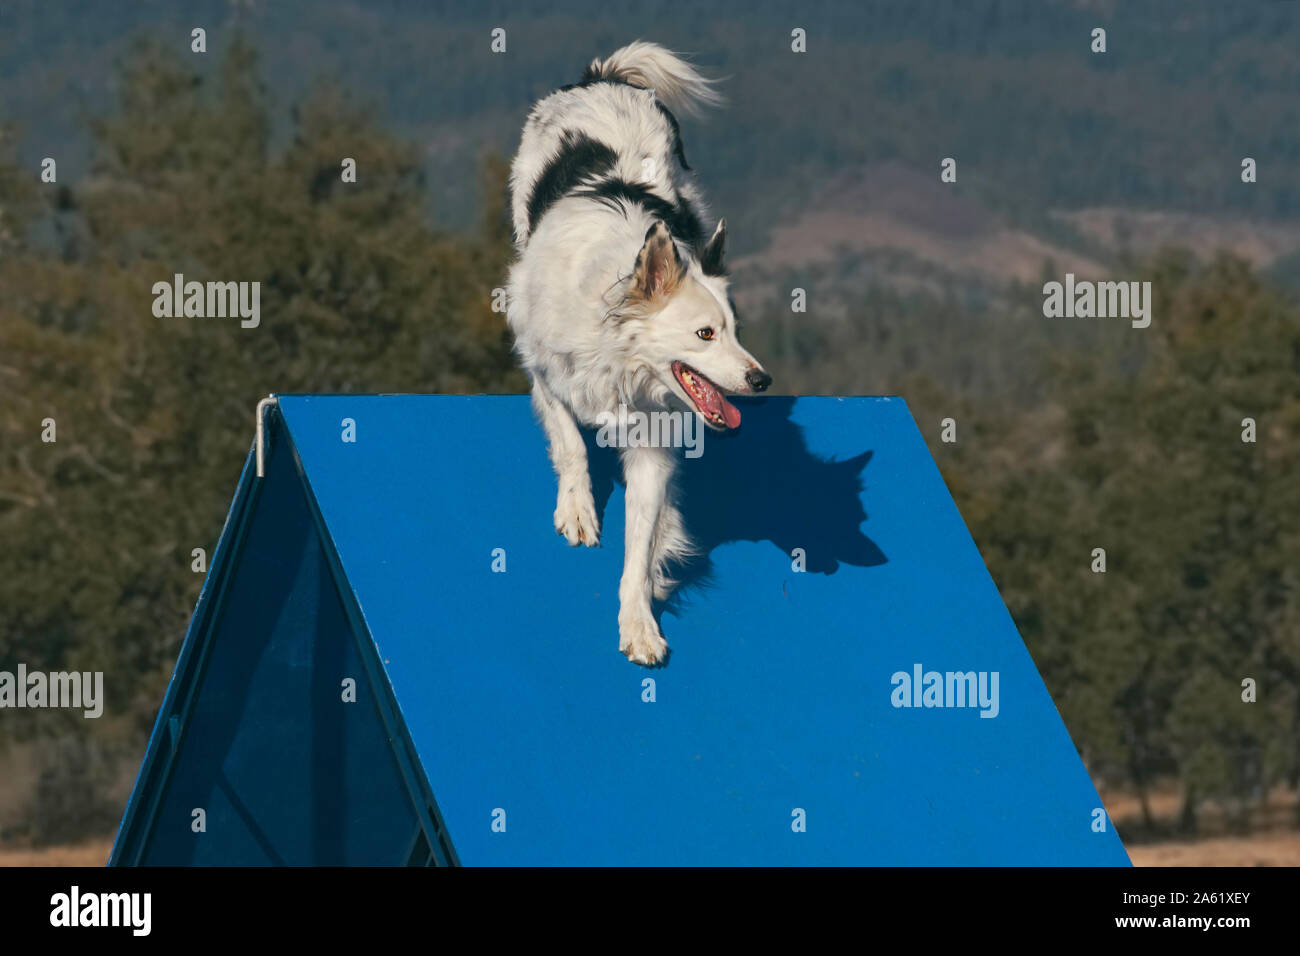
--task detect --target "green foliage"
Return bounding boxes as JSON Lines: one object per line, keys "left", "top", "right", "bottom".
{"left": 0, "top": 37, "right": 522, "bottom": 776}
{"left": 977, "top": 258, "right": 1296, "bottom": 831}
{"left": 22, "top": 734, "right": 123, "bottom": 846}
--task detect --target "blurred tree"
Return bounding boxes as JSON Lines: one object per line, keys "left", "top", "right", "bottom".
{"left": 0, "top": 35, "right": 524, "bottom": 821}
{"left": 970, "top": 252, "right": 1299, "bottom": 835}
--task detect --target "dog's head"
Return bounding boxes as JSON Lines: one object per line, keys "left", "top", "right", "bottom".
{"left": 620, "top": 219, "right": 771, "bottom": 430}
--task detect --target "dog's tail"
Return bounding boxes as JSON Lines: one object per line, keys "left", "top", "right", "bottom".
{"left": 582, "top": 41, "right": 723, "bottom": 115}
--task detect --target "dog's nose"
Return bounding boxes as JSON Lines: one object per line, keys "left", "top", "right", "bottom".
{"left": 746, "top": 368, "right": 772, "bottom": 392}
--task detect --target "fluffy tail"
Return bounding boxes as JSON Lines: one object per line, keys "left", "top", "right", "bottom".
{"left": 583, "top": 41, "right": 723, "bottom": 115}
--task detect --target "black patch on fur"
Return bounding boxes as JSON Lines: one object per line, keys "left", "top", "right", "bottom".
{"left": 674, "top": 196, "right": 704, "bottom": 247}
{"left": 655, "top": 103, "right": 691, "bottom": 170}
{"left": 526, "top": 130, "right": 619, "bottom": 234}
{"left": 577, "top": 179, "right": 705, "bottom": 248}
{"left": 558, "top": 71, "right": 692, "bottom": 172}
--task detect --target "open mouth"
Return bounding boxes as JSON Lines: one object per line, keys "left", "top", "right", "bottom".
{"left": 671, "top": 361, "right": 742, "bottom": 430}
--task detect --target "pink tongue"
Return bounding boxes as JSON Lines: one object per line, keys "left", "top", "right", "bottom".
{"left": 721, "top": 397, "right": 741, "bottom": 429}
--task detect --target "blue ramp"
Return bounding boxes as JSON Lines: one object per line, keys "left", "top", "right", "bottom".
{"left": 111, "top": 395, "right": 1129, "bottom": 866}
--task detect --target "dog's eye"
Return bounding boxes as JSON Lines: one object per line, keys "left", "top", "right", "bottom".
{"left": 696, "top": 327, "right": 715, "bottom": 341}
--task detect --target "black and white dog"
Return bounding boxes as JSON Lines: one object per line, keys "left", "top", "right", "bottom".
{"left": 506, "top": 42, "right": 771, "bottom": 665}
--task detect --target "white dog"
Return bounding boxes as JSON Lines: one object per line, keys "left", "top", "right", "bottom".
{"left": 506, "top": 41, "right": 771, "bottom": 666}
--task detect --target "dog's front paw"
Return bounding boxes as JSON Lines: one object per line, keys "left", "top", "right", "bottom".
{"left": 618, "top": 614, "right": 669, "bottom": 667}
{"left": 554, "top": 488, "right": 599, "bottom": 547}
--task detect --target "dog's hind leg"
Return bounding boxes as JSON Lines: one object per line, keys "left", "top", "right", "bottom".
{"left": 650, "top": 492, "right": 693, "bottom": 601}
{"left": 618, "top": 444, "right": 674, "bottom": 665}
{"left": 531, "top": 379, "right": 600, "bottom": 547}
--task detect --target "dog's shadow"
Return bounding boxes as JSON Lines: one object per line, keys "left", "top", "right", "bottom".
{"left": 584, "top": 396, "right": 887, "bottom": 637}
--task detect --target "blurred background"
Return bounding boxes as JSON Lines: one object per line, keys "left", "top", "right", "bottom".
{"left": 1, "top": 0, "right": 1298, "bottom": 865}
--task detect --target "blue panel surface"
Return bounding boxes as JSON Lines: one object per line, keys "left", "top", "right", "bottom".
{"left": 277, "top": 394, "right": 1129, "bottom": 866}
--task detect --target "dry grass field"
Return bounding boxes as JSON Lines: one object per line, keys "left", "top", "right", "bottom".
{"left": 1126, "top": 831, "right": 1300, "bottom": 867}
{"left": 0, "top": 839, "right": 111, "bottom": 866}
{"left": 1099, "top": 785, "right": 1300, "bottom": 865}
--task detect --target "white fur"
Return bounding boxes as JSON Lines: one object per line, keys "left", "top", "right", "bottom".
{"left": 506, "top": 42, "right": 768, "bottom": 666}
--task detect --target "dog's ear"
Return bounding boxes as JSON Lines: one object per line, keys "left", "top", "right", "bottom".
{"left": 630, "top": 221, "right": 684, "bottom": 303}
{"left": 701, "top": 218, "right": 726, "bottom": 277}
